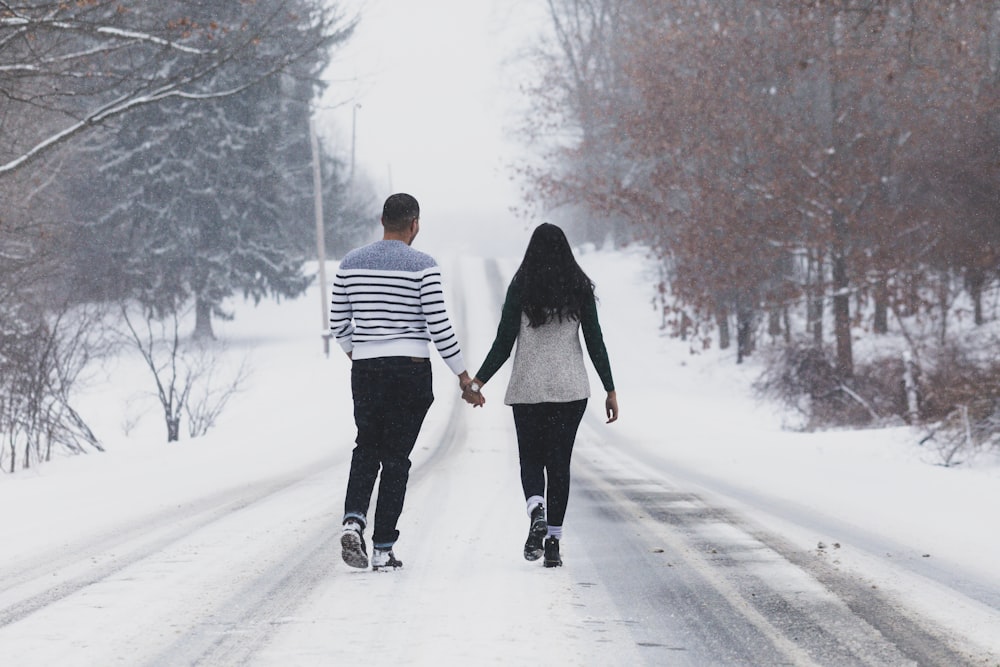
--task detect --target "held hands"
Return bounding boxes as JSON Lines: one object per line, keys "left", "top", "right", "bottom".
{"left": 458, "top": 372, "right": 486, "bottom": 408}
{"left": 462, "top": 385, "right": 485, "bottom": 407}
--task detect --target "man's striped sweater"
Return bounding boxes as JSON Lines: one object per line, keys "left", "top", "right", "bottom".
{"left": 329, "top": 240, "right": 466, "bottom": 375}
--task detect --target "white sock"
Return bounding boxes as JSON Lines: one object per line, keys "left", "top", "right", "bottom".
{"left": 547, "top": 525, "right": 562, "bottom": 540}
{"left": 526, "top": 496, "right": 545, "bottom": 517}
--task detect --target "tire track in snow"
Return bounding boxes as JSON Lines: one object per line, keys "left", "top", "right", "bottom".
{"left": 572, "top": 418, "right": 981, "bottom": 666}
{"left": 143, "top": 521, "right": 342, "bottom": 667}
{"left": 0, "top": 456, "right": 339, "bottom": 630}
{"left": 598, "top": 410, "right": 1000, "bottom": 612}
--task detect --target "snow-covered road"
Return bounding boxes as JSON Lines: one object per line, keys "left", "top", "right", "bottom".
{"left": 1, "top": 252, "right": 997, "bottom": 666}
{"left": 0, "top": 403, "right": 976, "bottom": 666}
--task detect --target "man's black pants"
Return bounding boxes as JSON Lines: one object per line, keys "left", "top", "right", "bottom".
{"left": 344, "top": 357, "right": 433, "bottom": 548}
{"left": 511, "top": 399, "right": 587, "bottom": 527}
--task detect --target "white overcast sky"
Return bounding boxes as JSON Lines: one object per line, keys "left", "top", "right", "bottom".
{"left": 319, "top": 0, "right": 548, "bottom": 255}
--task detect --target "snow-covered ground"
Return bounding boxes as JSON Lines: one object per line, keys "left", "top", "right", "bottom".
{"left": 1, "top": 245, "right": 998, "bottom": 665}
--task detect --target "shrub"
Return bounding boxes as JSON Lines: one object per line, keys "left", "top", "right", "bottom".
{"left": 755, "top": 341, "right": 907, "bottom": 430}
{"left": 917, "top": 344, "right": 1000, "bottom": 465}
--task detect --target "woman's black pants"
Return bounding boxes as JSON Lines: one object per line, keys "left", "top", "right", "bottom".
{"left": 511, "top": 399, "right": 587, "bottom": 527}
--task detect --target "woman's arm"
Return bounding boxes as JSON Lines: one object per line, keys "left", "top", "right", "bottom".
{"left": 580, "top": 295, "right": 615, "bottom": 393}
{"left": 581, "top": 295, "right": 618, "bottom": 423}
{"left": 473, "top": 281, "right": 522, "bottom": 385}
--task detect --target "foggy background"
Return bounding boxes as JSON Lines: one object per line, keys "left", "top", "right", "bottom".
{"left": 319, "top": 0, "right": 545, "bottom": 256}
{"left": 2, "top": 0, "right": 999, "bottom": 479}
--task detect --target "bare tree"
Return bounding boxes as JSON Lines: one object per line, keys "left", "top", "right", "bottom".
{"left": 525, "top": 0, "right": 1000, "bottom": 364}
{"left": 0, "top": 304, "right": 108, "bottom": 473}
{"left": 184, "top": 346, "right": 250, "bottom": 439}
{"left": 120, "top": 305, "right": 189, "bottom": 443}
{"left": 520, "top": 0, "right": 1000, "bottom": 432}
{"left": 514, "top": 0, "right": 643, "bottom": 244}
{"left": 0, "top": 0, "right": 357, "bottom": 178}
{"left": 119, "top": 303, "right": 250, "bottom": 443}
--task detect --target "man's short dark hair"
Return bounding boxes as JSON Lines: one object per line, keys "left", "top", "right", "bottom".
{"left": 382, "top": 193, "right": 419, "bottom": 230}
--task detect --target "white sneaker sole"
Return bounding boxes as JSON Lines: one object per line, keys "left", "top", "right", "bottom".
{"left": 372, "top": 553, "right": 403, "bottom": 571}
{"left": 372, "top": 562, "right": 403, "bottom": 572}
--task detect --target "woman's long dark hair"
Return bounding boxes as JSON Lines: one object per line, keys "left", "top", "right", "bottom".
{"left": 512, "top": 223, "right": 595, "bottom": 328}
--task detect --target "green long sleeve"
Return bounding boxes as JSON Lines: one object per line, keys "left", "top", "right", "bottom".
{"left": 581, "top": 296, "right": 615, "bottom": 392}
{"left": 474, "top": 282, "right": 522, "bottom": 383}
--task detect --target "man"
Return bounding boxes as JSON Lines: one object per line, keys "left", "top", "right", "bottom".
{"left": 329, "top": 193, "right": 475, "bottom": 570}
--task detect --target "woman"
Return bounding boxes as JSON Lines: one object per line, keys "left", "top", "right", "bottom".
{"left": 465, "top": 223, "right": 617, "bottom": 568}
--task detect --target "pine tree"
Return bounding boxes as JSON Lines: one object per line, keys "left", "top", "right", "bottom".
{"left": 69, "top": 0, "right": 350, "bottom": 337}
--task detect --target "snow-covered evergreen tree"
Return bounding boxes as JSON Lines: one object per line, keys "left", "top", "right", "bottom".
{"left": 69, "top": 0, "right": 352, "bottom": 337}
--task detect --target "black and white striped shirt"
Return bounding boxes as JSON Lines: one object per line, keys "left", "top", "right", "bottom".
{"left": 329, "top": 240, "right": 466, "bottom": 374}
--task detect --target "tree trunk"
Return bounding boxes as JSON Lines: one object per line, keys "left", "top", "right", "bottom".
{"left": 680, "top": 311, "right": 691, "bottom": 341}
{"left": 905, "top": 273, "right": 919, "bottom": 316}
{"left": 736, "top": 306, "right": 754, "bottom": 364}
{"left": 873, "top": 275, "right": 889, "bottom": 334}
{"left": 967, "top": 267, "right": 985, "bottom": 326}
{"left": 166, "top": 415, "right": 180, "bottom": 443}
{"left": 716, "top": 307, "right": 730, "bottom": 350}
{"left": 831, "top": 213, "right": 853, "bottom": 378}
{"left": 937, "top": 270, "right": 951, "bottom": 346}
{"left": 902, "top": 350, "right": 919, "bottom": 424}
{"left": 832, "top": 256, "right": 853, "bottom": 378}
{"left": 767, "top": 309, "right": 782, "bottom": 340}
{"left": 193, "top": 298, "right": 215, "bottom": 340}
{"left": 808, "top": 249, "right": 824, "bottom": 346}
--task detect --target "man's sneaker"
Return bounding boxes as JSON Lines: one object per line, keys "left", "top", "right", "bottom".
{"left": 543, "top": 536, "right": 562, "bottom": 568}
{"left": 340, "top": 520, "right": 368, "bottom": 569}
{"left": 524, "top": 503, "right": 547, "bottom": 561}
{"left": 372, "top": 547, "right": 403, "bottom": 571}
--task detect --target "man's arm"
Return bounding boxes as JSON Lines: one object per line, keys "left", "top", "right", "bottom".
{"left": 329, "top": 273, "right": 355, "bottom": 356}
{"left": 420, "top": 267, "right": 467, "bottom": 375}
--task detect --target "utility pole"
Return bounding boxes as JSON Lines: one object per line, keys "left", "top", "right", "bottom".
{"left": 350, "top": 103, "right": 361, "bottom": 182}
{"left": 310, "top": 114, "right": 330, "bottom": 356}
